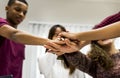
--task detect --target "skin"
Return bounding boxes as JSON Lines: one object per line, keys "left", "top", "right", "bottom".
{"left": 59, "top": 21, "right": 120, "bottom": 41}
{"left": 6, "top": 1, "right": 28, "bottom": 27}
{"left": 45, "top": 38, "right": 119, "bottom": 56}
{"left": 47, "top": 27, "right": 68, "bottom": 54}
{"left": 44, "top": 26, "right": 119, "bottom": 77}
{"left": 0, "top": 1, "right": 63, "bottom": 46}
{"left": 46, "top": 27, "right": 82, "bottom": 55}
{"left": 52, "top": 27, "right": 63, "bottom": 40}
{"left": 96, "top": 39, "right": 118, "bottom": 55}
{"left": 45, "top": 39, "right": 80, "bottom": 55}
{"left": 45, "top": 22, "right": 120, "bottom": 55}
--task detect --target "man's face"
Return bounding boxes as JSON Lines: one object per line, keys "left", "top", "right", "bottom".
{"left": 6, "top": 1, "right": 28, "bottom": 25}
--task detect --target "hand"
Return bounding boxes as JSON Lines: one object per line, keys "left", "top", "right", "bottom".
{"left": 44, "top": 39, "right": 80, "bottom": 55}
{"left": 47, "top": 38, "right": 65, "bottom": 45}
{"left": 59, "top": 32, "right": 78, "bottom": 41}
{"left": 97, "top": 39, "right": 113, "bottom": 46}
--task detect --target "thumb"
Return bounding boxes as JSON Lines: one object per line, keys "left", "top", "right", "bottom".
{"left": 65, "top": 39, "right": 73, "bottom": 47}
{"left": 59, "top": 32, "right": 69, "bottom": 38}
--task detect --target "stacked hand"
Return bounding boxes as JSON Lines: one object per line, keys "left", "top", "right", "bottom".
{"left": 44, "top": 37, "right": 81, "bottom": 56}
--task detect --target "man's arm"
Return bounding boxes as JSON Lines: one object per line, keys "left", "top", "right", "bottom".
{"left": 0, "top": 24, "right": 49, "bottom": 45}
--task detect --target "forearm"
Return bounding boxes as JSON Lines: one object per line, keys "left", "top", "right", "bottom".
{"left": 64, "top": 51, "right": 94, "bottom": 74}
{"left": 11, "top": 31, "right": 49, "bottom": 45}
{"left": 76, "top": 21, "right": 120, "bottom": 41}
{"left": 0, "top": 25, "right": 50, "bottom": 45}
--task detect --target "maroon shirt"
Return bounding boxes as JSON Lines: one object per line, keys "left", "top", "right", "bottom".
{"left": 0, "top": 17, "right": 25, "bottom": 78}
{"left": 64, "top": 12, "right": 120, "bottom": 78}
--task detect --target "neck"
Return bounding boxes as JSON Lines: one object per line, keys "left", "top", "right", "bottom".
{"left": 10, "top": 23, "right": 17, "bottom": 28}
{"left": 7, "top": 19, "right": 18, "bottom": 28}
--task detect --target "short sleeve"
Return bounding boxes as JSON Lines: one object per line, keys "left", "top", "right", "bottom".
{"left": 0, "top": 17, "right": 8, "bottom": 27}
{"left": 93, "top": 12, "right": 120, "bottom": 29}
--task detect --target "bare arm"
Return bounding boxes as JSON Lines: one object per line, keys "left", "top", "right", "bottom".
{"left": 60, "top": 21, "right": 120, "bottom": 41}
{"left": 0, "top": 25, "right": 50, "bottom": 45}
{"left": 76, "top": 21, "right": 120, "bottom": 40}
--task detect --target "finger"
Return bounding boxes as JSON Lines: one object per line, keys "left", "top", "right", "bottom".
{"left": 56, "top": 53, "right": 63, "bottom": 56}
{"left": 54, "top": 40, "right": 65, "bottom": 45}
{"left": 44, "top": 45, "right": 59, "bottom": 52}
{"left": 55, "top": 51, "right": 64, "bottom": 56}
{"left": 47, "top": 49, "right": 59, "bottom": 55}
{"left": 48, "top": 42, "right": 62, "bottom": 50}
{"left": 64, "top": 39, "right": 71, "bottom": 46}
{"left": 48, "top": 50, "right": 63, "bottom": 56}
{"left": 65, "top": 39, "right": 76, "bottom": 46}
{"left": 59, "top": 32, "right": 69, "bottom": 38}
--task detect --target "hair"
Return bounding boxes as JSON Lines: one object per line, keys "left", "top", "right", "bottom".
{"left": 7, "top": 0, "right": 28, "bottom": 6}
{"left": 88, "top": 41, "right": 114, "bottom": 70}
{"left": 48, "top": 24, "right": 66, "bottom": 39}
{"left": 46, "top": 24, "right": 66, "bottom": 52}
{"left": 47, "top": 24, "right": 76, "bottom": 74}
{"left": 87, "top": 24, "right": 114, "bottom": 70}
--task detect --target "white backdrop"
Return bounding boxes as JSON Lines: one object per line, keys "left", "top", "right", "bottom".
{"left": 23, "top": 22, "right": 120, "bottom": 78}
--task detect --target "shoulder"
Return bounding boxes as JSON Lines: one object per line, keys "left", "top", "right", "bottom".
{"left": 0, "top": 17, "right": 8, "bottom": 27}
{"left": 0, "top": 17, "right": 6, "bottom": 22}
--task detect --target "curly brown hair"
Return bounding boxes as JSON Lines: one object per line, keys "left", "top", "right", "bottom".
{"left": 87, "top": 41, "right": 114, "bottom": 70}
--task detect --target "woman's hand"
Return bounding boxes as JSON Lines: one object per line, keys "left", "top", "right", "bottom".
{"left": 44, "top": 38, "right": 80, "bottom": 56}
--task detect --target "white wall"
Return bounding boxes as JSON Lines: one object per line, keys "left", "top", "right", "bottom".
{"left": 26, "top": 0, "right": 120, "bottom": 25}
{"left": 1, "top": 0, "right": 120, "bottom": 27}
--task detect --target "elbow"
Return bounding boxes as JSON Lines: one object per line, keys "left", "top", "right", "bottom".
{"left": 10, "top": 31, "right": 19, "bottom": 42}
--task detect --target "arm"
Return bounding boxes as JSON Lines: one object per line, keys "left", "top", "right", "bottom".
{"left": 45, "top": 42, "right": 97, "bottom": 77}
{"left": 45, "top": 39, "right": 90, "bottom": 55}
{"left": 0, "top": 24, "right": 50, "bottom": 45}
{"left": 76, "top": 21, "right": 120, "bottom": 40}
{"left": 60, "top": 21, "right": 120, "bottom": 41}
{"left": 64, "top": 52, "right": 97, "bottom": 77}
{"left": 44, "top": 39, "right": 97, "bottom": 77}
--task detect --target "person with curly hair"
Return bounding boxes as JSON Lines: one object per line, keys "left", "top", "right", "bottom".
{"left": 44, "top": 12, "right": 120, "bottom": 78}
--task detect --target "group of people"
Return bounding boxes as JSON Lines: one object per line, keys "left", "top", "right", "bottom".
{"left": 0, "top": 0, "right": 120, "bottom": 78}
{"left": 44, "top": 11, "right": 120, "bottom": 78}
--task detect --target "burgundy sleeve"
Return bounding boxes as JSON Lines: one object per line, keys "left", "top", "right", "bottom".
{"left": 0, "top": 18, "right": 8, "bottom": 27}
{"left": 93, "top": 12, "right": 120, "bottom": 29}
{"left": 0, "top": 18, "right": 8, "bottom": 44}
